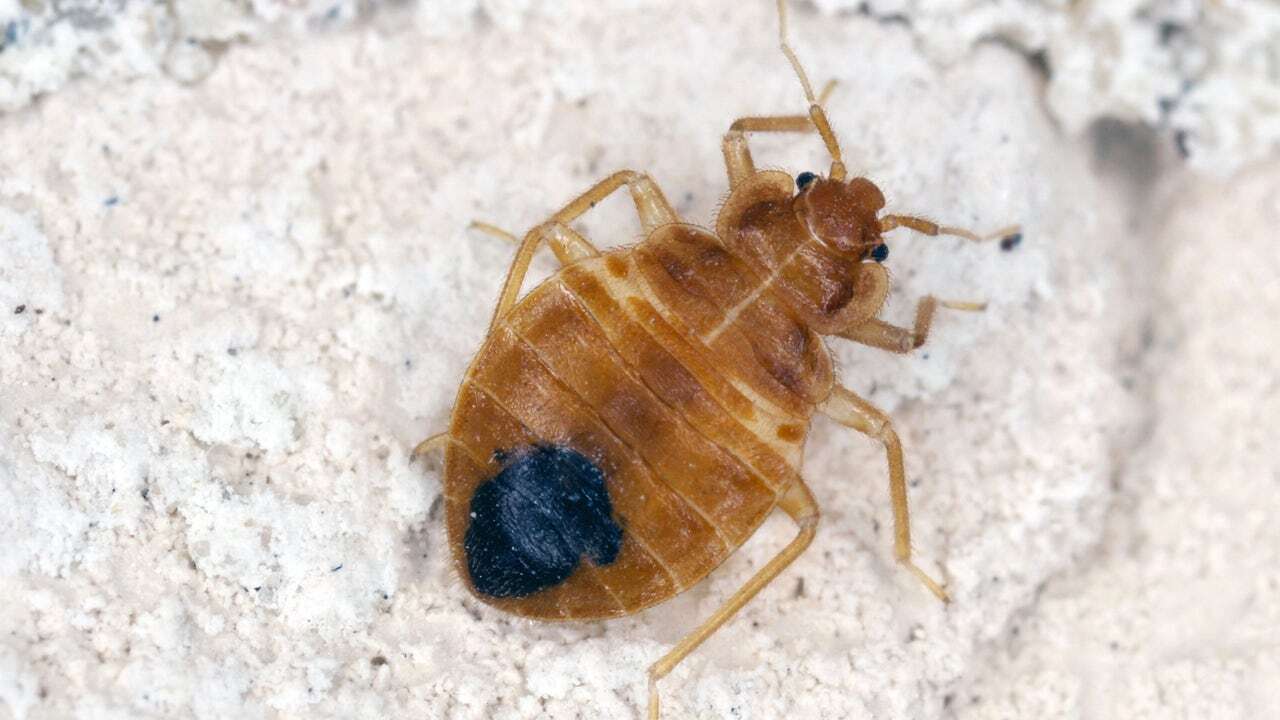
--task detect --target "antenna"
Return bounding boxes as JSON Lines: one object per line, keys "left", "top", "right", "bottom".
{"left": 776, "top": 0, "right": 847, "bottom": 181}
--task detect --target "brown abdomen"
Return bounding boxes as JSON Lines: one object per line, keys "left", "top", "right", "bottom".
{"left": 444, "top": 233, "right": 825, "bottom": 620}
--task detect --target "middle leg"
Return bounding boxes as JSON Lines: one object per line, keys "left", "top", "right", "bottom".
{"left": 471, "top": 221, "right": 597, "bottom": 267}
{"left": 819, "top": 384, "right": 950, "bottom": 603}
{"left": 483, "top": 170, "right": 680, "bottom": 329}
{"left": 483, "top": 221, "right": 601, "bottom": 330}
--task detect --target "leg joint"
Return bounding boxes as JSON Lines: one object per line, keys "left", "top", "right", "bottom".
{"left": 795, "top": 511, "right": 820, "bottom": 533}
{"left": 612, "top": 169, "right": 645, "bottom": 187}
{"left": 867, "top": 415, "right": 895, "bottom": 443}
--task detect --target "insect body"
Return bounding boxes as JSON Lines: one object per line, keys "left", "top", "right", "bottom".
{"left": 416, "top": 1, "right": 1013, "bottom": 716}
{"left": 448, "top": 193, "right": 837, "bottom": 619}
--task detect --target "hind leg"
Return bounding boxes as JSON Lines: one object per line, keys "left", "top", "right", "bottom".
{"left": 647, "top": 481, "right": 819, "bottom": 719}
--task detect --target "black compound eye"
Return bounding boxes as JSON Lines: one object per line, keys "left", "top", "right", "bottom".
{"left": 870, "top": 243, "right": 889, "bottom": 263}
{"left": 796, "top": 171, "right": 818, "bottom": 191}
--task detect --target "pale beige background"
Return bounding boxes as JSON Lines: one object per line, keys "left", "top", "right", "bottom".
{"left": 1, "top": 1, "right": 1276, "bottom": 718}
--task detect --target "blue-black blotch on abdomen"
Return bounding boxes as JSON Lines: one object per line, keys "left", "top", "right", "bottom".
{"left": 464, "top": 444, "right": 623, "bottom": 598}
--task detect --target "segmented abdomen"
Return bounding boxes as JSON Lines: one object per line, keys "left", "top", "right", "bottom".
{"left": 444, "top": 225, "right": 828, "bottom": 619}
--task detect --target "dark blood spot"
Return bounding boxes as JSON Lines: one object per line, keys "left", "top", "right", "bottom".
{"left": 796, "top": 171, "right": 817, "bottom": 190}
{"left": 464, "top": 444, "right": 622, "bottom": 598}
{"left": 999, "top": 232, "right": 1023, "bottom": 252}
{"left": 14, "top": 304, "right": 25, "bottom": 314}
{"left": 870, "top": 243, "right": 889, "bottom": 263}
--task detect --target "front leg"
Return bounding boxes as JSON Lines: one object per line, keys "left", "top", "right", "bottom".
{"left": 820, "top": 384, "right": 950, "bottom": 602}
{"left": 721, "top": 81, "right": 836, "bottom": 188}
{"left": 837, "top": 296, "right": 985, "bottom": 353}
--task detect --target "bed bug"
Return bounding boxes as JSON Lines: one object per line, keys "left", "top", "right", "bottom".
{"left": 414, "top": 1, "right": 1016, "bottom": 716}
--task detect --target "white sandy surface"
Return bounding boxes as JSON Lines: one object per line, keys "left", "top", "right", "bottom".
{"left": 1, "top": 2, "right": 1276, "bottom": 719}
